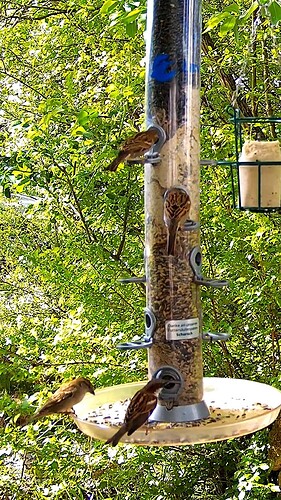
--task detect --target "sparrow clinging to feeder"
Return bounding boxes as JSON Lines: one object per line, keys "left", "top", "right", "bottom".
{"left": 164, "top": 187, "right": 191, "bottom": 256}
{"left": 105, "top": 378, "right": 168, "bottom": 446}
{"left": 106, "top": 128, "right": 159, "bottom": 172}
{"left": 24, "top": 377, "right": 95, "bottom": 424}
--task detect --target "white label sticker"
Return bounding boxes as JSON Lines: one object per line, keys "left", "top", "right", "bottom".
{"left": 165, "top": 318, "right": 199, "bottom": 341}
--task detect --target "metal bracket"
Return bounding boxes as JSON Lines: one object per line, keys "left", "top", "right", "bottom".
{"left": 117, "top": 308, "right": 156, "bottom": 350}
{"left": 194, "top": 277, "right": 228, "bottom": 288}
{"left": 116, "top": 339, "right": 153, "bottom": 350}
{"left": 200, "top": 160, "right": 217, "bottom": 166}
{"left": 119, "top": 276, "right": 146, "bottom": 284}
{"left": 182, "top": 220, "right": 200, "bottom": 231}
{"left": 202, "top": 331, "right": 230, "bottom": 342}
{"left": 189, "top": 246, "right": 228, "bottom": 288}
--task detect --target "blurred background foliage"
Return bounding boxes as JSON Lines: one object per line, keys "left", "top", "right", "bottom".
{"left": 0, "top": 0, "right": 280, "bottom": 498}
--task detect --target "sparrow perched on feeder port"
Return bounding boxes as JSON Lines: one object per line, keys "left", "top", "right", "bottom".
{"left": 106, "top": 129, "right": 159, "bottom": 172}
{"left": 25, "top": 377, "right": 95, "bottom": 424}
{"left": 163, "top": 187, "right": 191, "bottom": 256}
{"left": 105, "top": 378, "right": 168, "bottom": 446}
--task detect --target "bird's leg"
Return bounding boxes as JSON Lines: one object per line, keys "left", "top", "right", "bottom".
{"left": 64, "top": 409, "right": 76, "bottom": 416}
{"left": 145, "top": 421, "right": 155, "bottom": 435}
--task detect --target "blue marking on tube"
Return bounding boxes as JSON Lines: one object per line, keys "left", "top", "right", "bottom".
{"left": 151, "top": 54, "right": 176, "bottom": 82}
{"left": 182, "top": 59, "right": 200, "bottom": 74}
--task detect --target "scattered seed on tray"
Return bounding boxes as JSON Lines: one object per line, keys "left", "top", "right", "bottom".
{"left": 78, "top": 397, "right": 273, "bottom": 431}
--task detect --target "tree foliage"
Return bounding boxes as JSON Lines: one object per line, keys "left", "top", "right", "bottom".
{"left": 0, "top": 0, "right": 281, "bottom": 498}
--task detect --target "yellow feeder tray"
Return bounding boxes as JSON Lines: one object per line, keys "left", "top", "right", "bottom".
{"left": 73, "top": 377, "right": 281, "bottom": 446}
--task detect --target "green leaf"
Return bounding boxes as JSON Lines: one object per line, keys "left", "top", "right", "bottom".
{"left": 225, "top": 3, "right": 239, "bottom": 13}
{"left": 123, "top": 8, "right": 142, "bottom": 23}
{"left": 125, "top": 21, "right": 138, "bottom": 37}
{"left": 27, "top": 129, "right": 42, "bottom": 140}
{"left": 219, "top": 14, "right": 237, "bottom": 36}
{"left": 77, "top": 110, "right": 89, "bottom": 126}
{"left": 100, "top": 0, "right": 118, "bottom": 14}
{"left": 237, "top": 277, "right": 247, "bottom": 283}
{"left": 4, "top": 186, "right": 11, "bottom": 198}
{"left": 268, "top": 0, "right": 281, "bottom": 24}
{"left": 14, "top": 180, "right": 30, "bottom": 192}
{"left": 203, "top": 12, "right": 229, "bottom": 33}
{"left": 65, "top": 73, "right": 75, "bottom": 95}
{"left": 240, "top": 1, "right": 259, "bottom": 21}
{"left": 71, "top": 125, "right": 87, "bottom": 136}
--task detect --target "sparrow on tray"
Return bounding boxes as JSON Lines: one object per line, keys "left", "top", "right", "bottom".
{"left": 105, "top": 378, "right": 168, "bottom": 446}
{"left": 24, "top": 377, "right": 95, "bottom": 424}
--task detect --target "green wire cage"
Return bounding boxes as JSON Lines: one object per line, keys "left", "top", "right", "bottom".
{"left": 222, "top": 108, "right": 281, "bottom": 213}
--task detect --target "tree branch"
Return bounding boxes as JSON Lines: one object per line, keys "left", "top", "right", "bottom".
{"left": 0, "top": 70, "right": 47, "bottom": 99}
{"left": 115, "top": 171, "right": 132, "bottom": 260}
{"left": 202, "top": 31, "right": 254, "bottom": 118}
{"left": 202, "top": 29, "right": 267, "bottom": 139}
{"left": 53, "top": 159, "right": 96, "bottom": 244}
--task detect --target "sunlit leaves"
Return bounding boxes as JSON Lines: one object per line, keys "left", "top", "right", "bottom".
{"left": 100, "top": 0, "right": 119, "bottom": 14}
{"left": 267, "top": 0, "right": 281, "bottom": 24}
{"left": 0, "top": 0, "right": 280, "bottom": 498}
{"left": 204, "top": 2, "right": 259, "bottom": 38}
{"left": 100, "top": 0, "right": 146, "bottom": 37}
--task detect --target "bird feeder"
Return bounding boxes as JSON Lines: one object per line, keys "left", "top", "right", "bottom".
{"left": 115, "top": 0, "right": 229, "bottom": 422}
{"left": 73, "top": 0, "right": 281, "bottom": 445}
{"left": 227, "top": 108, "right": 281, "bottom": 213}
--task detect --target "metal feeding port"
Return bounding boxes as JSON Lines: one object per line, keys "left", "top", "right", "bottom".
{"left": 150, "top": 366, "right": 210, "bottom": 423}
{"left": 117, "top": 308, "right": 156, "bottom": 350}
{"left": 153, "top": 366, "right": 183, "bottom": 400}
{"left": 189, "top": 246, "right": 229, "bottom": 288}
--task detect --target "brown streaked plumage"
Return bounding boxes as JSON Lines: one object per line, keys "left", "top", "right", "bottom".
{"left": 105, "top": 379, "right": 167, "bottom": 446}
{"left": 25, "top": 377, "right": 95, "bottom": 424}
{"left": 164, "top": 187, "right": 191, "bottom": 256}
{"left": 106, "top": 129, "right": 159, "bottom": 172}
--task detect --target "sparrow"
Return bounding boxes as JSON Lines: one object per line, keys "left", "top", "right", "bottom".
{"left": 163, "top": 187, "right": 191, "bottom": 256}
{"left": 106, "top": 129, "right": 159, "bottom": 172}
{"left": 25, "top": 377, "right": 95, "bottom": 424}
{"left": 105, "top": 378, "right": 168, "bottom": 446}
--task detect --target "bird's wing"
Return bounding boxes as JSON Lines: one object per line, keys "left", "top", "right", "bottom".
{"left": 125, "top": 392, "right": 157, "bottom": 421}
{"left": 105, "top": 424, "right": 128, "bottom": 446}
{"left": 123, "top": 130, "right": 158, "bottom": 154}
{"left": 38, "top": 387, "right": 76, "bottom": 413}
{"left": 126, "top": 393, "right": 157, "bottom": 435}
{"left": 105, "top": 150, "right": 129, "bottom": 171}
{"left": 123, "top": 131, "right": 144, "bottom": 148}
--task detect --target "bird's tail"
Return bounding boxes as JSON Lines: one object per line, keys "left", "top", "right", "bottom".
{"left": 16, "top": 414, "right": 37, "bottom": 427}
{"left": 105, "top": 425, "right": 127, "bottom": 446}
{"left": 18, "top": 409, "right": 73, "bottom": 427}
{"left": 105, "top": 151, "right": 128, "bottom": 172}
{"left": 167, "top": 223, "right": 178, "bottom": 256}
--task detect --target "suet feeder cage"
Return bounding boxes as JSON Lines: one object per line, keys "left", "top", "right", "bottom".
{"left": 226, "top": 108, "right": 281, "bottom": 213}
{"left": 74, "top": 0, "right": 281, "bottom": 445}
